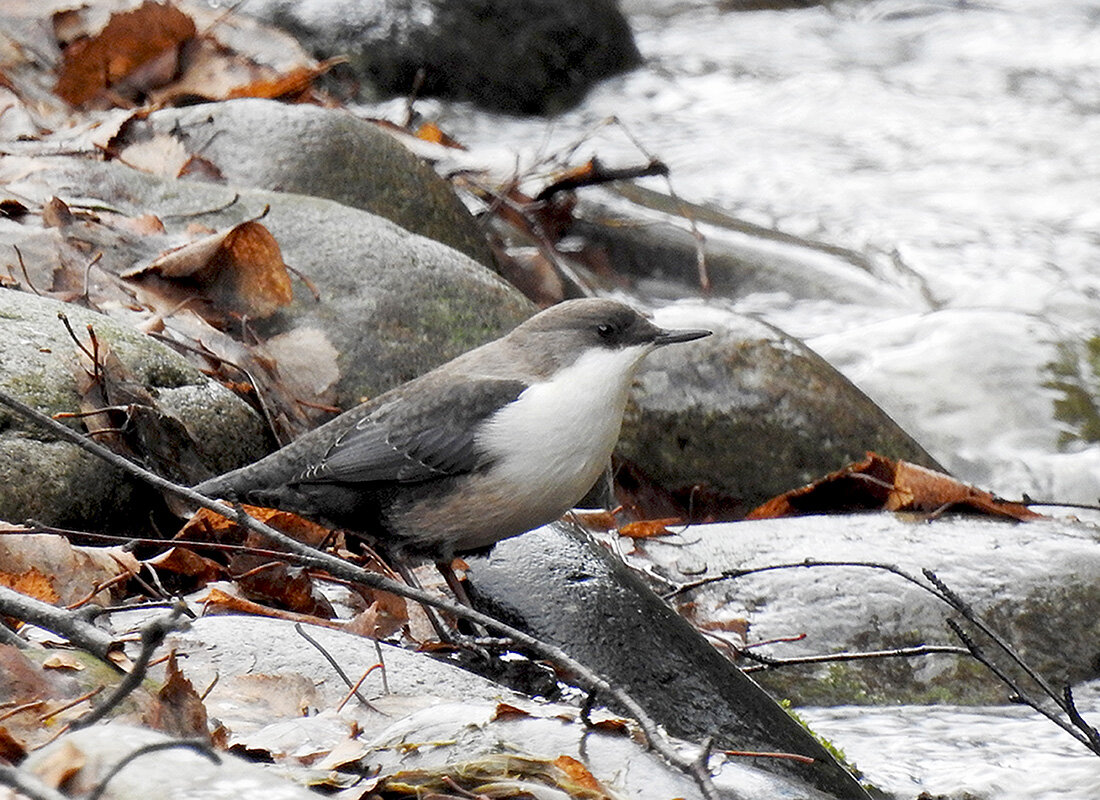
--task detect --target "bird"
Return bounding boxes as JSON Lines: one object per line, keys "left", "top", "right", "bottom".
{"left": 193, "top": 298, "right": 710, "bottom": 565}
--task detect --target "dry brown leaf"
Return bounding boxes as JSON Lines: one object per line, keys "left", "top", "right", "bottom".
{"left": 414, "top": 121, "right": 466, "bottom": 150}
{"left": 144, "top": 651, "right": 209, "bottom": 739}
{"left": 176, "top": 504, "right": 332, "bottom": 549}
{"left": 41, "top": 196, "right": 73, "bottom": 228}
{"left": 617, "top": 517, "right": 681, "bottom": 539}
{"left": 145, "top": 546, "right": 226, "bottom": 584}
{"left": 122, "top": 217, "right": 293, "bottom": 320}
{"left": 0, "top": 725, "right": 27, "bottom": 764}
{"left": 0, "top": 535, "right": 137, "bottom": 608}
{"left": 0, "top": 567, "right": 60, "bottom": 605}
{"left": 345, "top": 595, "right": 408, "bottom": 640}
{"left": 54, "top": 1, "right": 196, "bottom": 107}
{"left": 42, "top": 653, "right": 85, "bottom": 672}
{"left": 490, "top": 702, "right": 532, "bottom": 722}
{"left": 746, "top": 452, "right": 1044, "bottom": 521}
{"left": 571, "top": 510, "right": 619, "bottom": 531}
{"left": 29, "top": 738, "right": 85, "bottom": 789}
{"left": 225, "top": 62, "right": 335, "bottom": 102}
{"left": 552, "top": 755, "right": 605, "bottom": 794}
{"left": 200, "top": 587, "right": 343, "bottom": 630}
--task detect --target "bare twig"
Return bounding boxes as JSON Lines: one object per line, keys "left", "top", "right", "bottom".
{"left": 0, "top": 585, "right": 116, "bottom": 661}
{"left": 87, "top": 739, "right": 220, "bottom": 800}
{"left": 739, "top": 644, "right": 971, "bottom": 673}
{"left": 294, "top": 622, "right": 380, "bottom": 713}
{"left": 0, "top": 764, "right": 70, "bottom": 800}
{"left": 0, "top": 387, "right": 722, "bottom": 799}
{"left": 70, "top": 603, "right": 188, "bottom": 731}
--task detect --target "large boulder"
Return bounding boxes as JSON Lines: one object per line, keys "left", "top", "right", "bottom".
{"left": 630, "top": 512, "right": 1100, "bottom": 706}
{"left": 0, "top": 290, "right": 267, "bottom": 530}
{"left": 243, "top": 0, "right": 641, "bottom": 113}
{"left": 0, "top": 156, "right": 533, "bottom": 409}
{"left": 115, "top": 99, "right": 494, "bottom": 267}
{"left": 617, "top": 304, "right": 942, "bottom": 519}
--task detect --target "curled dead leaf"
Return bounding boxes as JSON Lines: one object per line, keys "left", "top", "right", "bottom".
{"left": 617, "top": 517, "right": 681, "bottom": 539}
{"left": 122, "top": 216, "right": 293, "bottom": 321}
{"left": 54, "top": 1, "right": 196, "bottom": 107}
{"left": 747, "top": 452, "right": 1044, "bottom": 521}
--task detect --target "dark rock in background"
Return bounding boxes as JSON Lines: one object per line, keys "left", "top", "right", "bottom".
{"left": 243, "top": 0, "right": 641, "bottom": 113}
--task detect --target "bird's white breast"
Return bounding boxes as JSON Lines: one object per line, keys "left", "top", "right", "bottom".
{"left": 476, "top": 343, "right": 652, "bottom": 516}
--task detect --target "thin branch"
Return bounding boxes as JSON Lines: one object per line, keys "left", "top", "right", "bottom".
{"left": 0, "top": 585, "right": 116, "bottom": 661}
{"left": 87, "top": 739, "right": 220, "bottom": 800}
{"left": 739, "top": 644, "right": 971, "bottom": 673}
{"left": 294, "top": 622, "right": 380, "bottom": 713}
{"left": 0, "top": 764, "right": 70, "bottom": 800}
{"left": 70, "top": 603, "right": 188, "bottom": 731}
{"left": 0, "top": 387, "right": 721, "bottom": 798}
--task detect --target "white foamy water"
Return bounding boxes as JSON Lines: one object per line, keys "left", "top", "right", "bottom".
{"left": 800, "top": 698, "right": 1100, "bottom": 800}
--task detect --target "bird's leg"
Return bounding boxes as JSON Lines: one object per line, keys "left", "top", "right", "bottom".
{"left": 436, "top": 559, "right": 474, "bottom": 609}
{"left": 392, "top": 560, "right": 459, "bottom": 644}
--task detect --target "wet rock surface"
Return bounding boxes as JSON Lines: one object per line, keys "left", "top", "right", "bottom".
{"left": 465, "top": 521, "right": 872, "bottom": 800}
{"left": 627, "top": 512, "right": 1100, "bottom": 705}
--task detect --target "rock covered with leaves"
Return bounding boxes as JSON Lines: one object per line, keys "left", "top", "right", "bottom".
{"left": 0, "top": 291, "right": 267, "bottom": 531}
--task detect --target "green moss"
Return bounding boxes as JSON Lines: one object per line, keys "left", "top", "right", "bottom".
{"left": 1044, "top": 337, "right": 1100, "bottom": 445}
{"left": 780, "top": 699, "right": 863, "bottom": 781}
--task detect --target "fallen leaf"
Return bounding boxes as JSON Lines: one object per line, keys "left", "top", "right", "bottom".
{"left": 0, "top": 567, "right": 60, "bottom": 605}
{"left": 552, "top": 755, "right": 604, "bottom": 793}
{"left": 122, "top": 216, "right": 293, "bottom": 320}
{"left": 491, "top": 702, "right": 532, "bottom": 721}
{"left": 29, "top": 738, "right": 85, "bottom": 789}
{"left": 117, "top": 132, "right": 190, "bottom": 177}
{"left": 414, "top": 121, "right": 466, "bottom": 150}
{"left": 144, "top": 651, "right": 209, "bottom": 739}
{"left": 200, "top": 587, "right": 343, "bottom": 631}
{"left": 42, "top": 653, "right": 85, "bottom": 672}
{"left": 144, "top": 546, "right": 226, "bottom": 584}
{"left": 746, "top": 452, "right": 1045, "bottom": 521}
{"left": 54, "top": 1, "right": 196, "bottom": 107}
{"left": 176, "top": 504, "right": 332, "bottom": 549}
{"left": 617, "top": 517, "right": 681, "bottom": 539}
{"left": 0, "top": 725, "right": 27, "bottom": 763}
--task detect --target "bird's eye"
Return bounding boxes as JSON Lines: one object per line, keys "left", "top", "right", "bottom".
{"left": 596, "top": 323, "right": 615, "bottom": 339}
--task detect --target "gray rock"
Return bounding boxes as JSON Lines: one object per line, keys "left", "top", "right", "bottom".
{"left": 22, "top": 723, "right": 319, "bottom": 800}
{"left": 466, "top": 521, "right": 871, "bottom": 799}
{"left": 631, "top": 512, "right": 1100, "bottom": 705}
{"left": 243, "top": 0, "right": 641, "bottom": 113}
{"left": 574, "top": 185, "right": 921, "bottom": 311}
{"left": 5, "top": 157, "right": 533, "bottom": 408}
{"left": 616, "top": 304, "right": 942, "bottom": 519}
{"left": 0, "top": 290, "right": 267, "bottom": 529}
{"left": 119, "top": 99, "right": 494, "bottom": 266}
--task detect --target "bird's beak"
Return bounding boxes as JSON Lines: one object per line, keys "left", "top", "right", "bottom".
{"left": 653, "top": 327, "right": 712, "bottom": 346}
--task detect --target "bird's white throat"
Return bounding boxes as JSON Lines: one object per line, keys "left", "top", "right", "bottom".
{"left": 476, "top": 343, "right": 651, "bottom": 507}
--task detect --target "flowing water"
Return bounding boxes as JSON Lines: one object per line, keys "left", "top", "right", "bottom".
{"left": 362, "top": 1, "right": 1100, "bottom": 795}
{"left": 382, "top": 0, "right": 1100, "bottom": 507}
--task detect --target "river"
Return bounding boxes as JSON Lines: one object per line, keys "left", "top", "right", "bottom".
{"left": 357, "top": 2, "right": 1100, "bottom": 797}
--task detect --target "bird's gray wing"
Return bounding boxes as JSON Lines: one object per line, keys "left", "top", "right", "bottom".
{"left": 294, "top": 378, "right": 528, "bottom": 485}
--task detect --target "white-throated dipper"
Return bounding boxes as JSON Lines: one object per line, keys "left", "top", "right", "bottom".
{"left": 194, "top": 298, "right": 710, "bottom": 561}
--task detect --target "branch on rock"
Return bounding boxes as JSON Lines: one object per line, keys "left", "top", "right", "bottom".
{"left": 739, "top": 643, "right": 971, "bottom": 673}
{"left": 70, "top": 603, "right": 189, "bottom": 731}
{"left": 0, "top": 585, "right": 117, "bottom": 662}
{"left": 0, "top": 389, "right": 722, "bottom": 800}
{"left": 673, "top": 558, "right": 1100, "bottom": 760}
